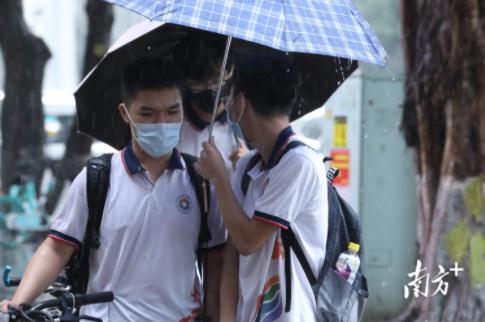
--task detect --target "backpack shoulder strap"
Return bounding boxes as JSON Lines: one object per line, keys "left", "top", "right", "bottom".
{"left": 181, "top": 153, "right": 212, "bottom": 320}
{"left": 68, "top": 153, "right": 112, "bottom": 294}
{"left": 281, "top": 227, "right": 317, "bottom": 312}
{"left": 86, "top": 153, "right": 113, "bottom": 250}
{"left": 267, "top": 140, "right": 312, "bottom": 313}
{"left": 181, "top": 153, "right": 212, "bottom": 247}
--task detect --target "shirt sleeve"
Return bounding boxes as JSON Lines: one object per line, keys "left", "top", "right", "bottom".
{"left": 48, "top": 168, "right": 88, "bottom": 249}
{"left": 253, "top": 153, "right": 318, "bottom": 230}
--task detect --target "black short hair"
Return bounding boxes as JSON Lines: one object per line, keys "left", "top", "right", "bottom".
{"left": 121, "top": 58, "right": 183, "bottom": 104}
{"left": 233, "top": 53, "right": 301, "bottom": 118}
{"left": 173, "top": 30, "right": 233, "bottom": 82}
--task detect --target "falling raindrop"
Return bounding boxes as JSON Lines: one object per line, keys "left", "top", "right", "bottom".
{"left": 336, "top": 57, "right": 345, "bottom": 81}
{"left": 346, "top": 58, "right": 353, "bottom": 71}
{"left": 386, "top": 64, "right": 392, "bottom": 76}
{"left": 385, "top": 63, "right": 398, "bottom": 82}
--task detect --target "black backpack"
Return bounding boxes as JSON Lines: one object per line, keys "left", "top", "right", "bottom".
{"left": 65, "top": 153, "right": 212, "bottom": 297}
{"left": 241, "top": 142, "right": 369, "bottom": 322}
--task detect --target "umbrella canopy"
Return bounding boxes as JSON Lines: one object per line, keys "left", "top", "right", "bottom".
{"left": 105, "top": 0, "right": 387, "bottom": 65}
{"left": 76, "top": 0, "right": 386, "bottom": 149}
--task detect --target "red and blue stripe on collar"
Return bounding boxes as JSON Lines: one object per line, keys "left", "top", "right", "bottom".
{"left": 121, "top": 142, "right": 184, "bottom": 176}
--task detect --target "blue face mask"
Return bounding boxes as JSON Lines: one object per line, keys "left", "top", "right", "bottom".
{"left": 226, "top": 93, "right": 245, "bottom": 125}
{"left": 125, "top": 108, "right": 182, "bottom": 158}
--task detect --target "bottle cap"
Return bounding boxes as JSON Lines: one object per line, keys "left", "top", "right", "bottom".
{"left": 348, "top": 242, "right": 360, "bottom": 253}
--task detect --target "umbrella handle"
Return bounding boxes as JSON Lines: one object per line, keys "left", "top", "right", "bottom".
{"left": 202, "top": 180, "right": 209, "bottom": 213}
{"left": 208, "top": 36, "right": 233, "bottom": 137}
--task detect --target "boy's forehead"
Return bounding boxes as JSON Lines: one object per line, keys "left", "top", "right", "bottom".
{"left": 133, "top": 86, "right": 180, "bottom": 97}
{"left": 130, "top": 87, "right": 182, "bottom": 107}
{"left": 186, "top": 65, "right": 234, "bottom": 89}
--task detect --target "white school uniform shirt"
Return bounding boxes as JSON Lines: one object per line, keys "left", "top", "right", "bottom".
{"left": 49, "top": 144, "right": 226, "bottom": 322}
{"left": 232, "top": 126, "right": 328, "bottom": 322}
{"left": 178, "top": 107, "right": 239, "bottom": 166}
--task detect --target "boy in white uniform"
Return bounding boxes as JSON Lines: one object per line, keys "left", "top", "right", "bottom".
{"left": 1, "top": 59, "right": 226, "bottom": 322}
{"left": 174, "top": 32, "right": 246, "bottom": 170}
{"left": 195, "top": 54, "right": 328, "bottom": 322}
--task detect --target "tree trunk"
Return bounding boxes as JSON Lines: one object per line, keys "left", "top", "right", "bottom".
{"left": 388, "top": 1, "right": 485, "bottom": 321}
{"left": 0, "top": 0, "right": 51, "bottom": 190}
{"left": 45, "top": 0, "right": 113, "bottom": 213}
{"left": 61, "top": 0, "right": 114, "bottom": 179}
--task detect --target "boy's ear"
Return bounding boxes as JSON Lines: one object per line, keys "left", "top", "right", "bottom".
{"left": 224, "top": 64, "right": 235, "bottom": 80}
{"left": 119, "top": 103, "right": 129, "bottom": 124}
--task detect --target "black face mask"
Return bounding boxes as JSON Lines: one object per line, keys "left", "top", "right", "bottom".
{"left": 186, "top": 82, "right": 231, "bottom": 114}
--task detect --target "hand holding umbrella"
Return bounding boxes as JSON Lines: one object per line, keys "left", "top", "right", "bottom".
{"left": 194, "top": 137, "right": 229, "bottom": 185}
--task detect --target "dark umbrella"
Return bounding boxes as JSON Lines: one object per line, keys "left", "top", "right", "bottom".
{"left": 74, "top": 21, "right": 358, "bottom": 149}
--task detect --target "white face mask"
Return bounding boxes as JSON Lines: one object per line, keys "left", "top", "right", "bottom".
{"left": 124, "top": 107, "right": 181, "bottom": 158}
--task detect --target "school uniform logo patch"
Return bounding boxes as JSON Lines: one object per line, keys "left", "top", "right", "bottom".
{"left": 177, "top": 195, "right": 192, "bottom": 213}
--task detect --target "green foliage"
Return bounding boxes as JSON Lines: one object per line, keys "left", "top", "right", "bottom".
{"left": 464, "top": 176, "right": 484, "bottom": 221}
{"left": 469, "top": 233, "right": 485, "bottom": 287}
{"left": 445, "top": 220, "right": 470, "bottom": 263}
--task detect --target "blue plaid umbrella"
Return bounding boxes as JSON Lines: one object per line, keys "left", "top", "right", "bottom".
{"left": 105, "top": 0, "right": 386, "bottom": 66}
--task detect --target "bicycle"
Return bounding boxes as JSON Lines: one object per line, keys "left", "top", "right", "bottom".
{"left": 1, "top": 266, "right": 114, "bottom": 322}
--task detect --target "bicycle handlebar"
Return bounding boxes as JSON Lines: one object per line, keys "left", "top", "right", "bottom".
{"left": 32, "top": 291, "right": 114, "bottom": 311}
{"left": 2, "top": 266, "right": 21, "bottom": 287}
{"left": 2, "top": 266, "right": 114, "bottom": 321}
{"left": 1, "top": 292, "right": 114, "bottom": 322}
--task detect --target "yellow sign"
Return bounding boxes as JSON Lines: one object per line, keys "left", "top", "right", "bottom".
{"left": 333, "top": 116, "right": 347, "bottom": 147}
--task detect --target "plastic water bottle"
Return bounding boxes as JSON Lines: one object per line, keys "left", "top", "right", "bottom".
{"left": 335, "top": 242, "right": 361, "bottom": 285}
